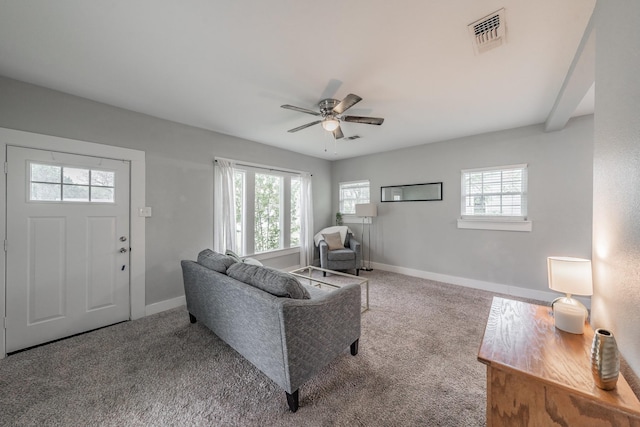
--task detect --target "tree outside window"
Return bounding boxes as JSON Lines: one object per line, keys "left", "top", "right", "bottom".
{"left": 231, "top": 168, "right": 300, "bottom": 256}
{"left": 254, "top": 173, "right": 282, "bottom": 253}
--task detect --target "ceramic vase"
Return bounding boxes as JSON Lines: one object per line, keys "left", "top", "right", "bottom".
{"left": 591, "top": 328, "right": 620, "bottom": 390}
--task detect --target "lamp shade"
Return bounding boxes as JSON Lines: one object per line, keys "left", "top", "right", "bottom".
{"left": 321, "top": 118, "right": 340, "bottom": 132}
{"left": 355, "top": 203, "right": 377, "bottom": 217}
{"left": 547, "top": 256, "right": 593, "bottom": 296}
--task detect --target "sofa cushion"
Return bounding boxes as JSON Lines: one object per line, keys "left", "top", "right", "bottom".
{"left": 227, "top": 263, "right": 310, "bottom": 299}
{"left": 197, "top": 249, "right": 237, "bottom": 273}
{"left": 322, "top": 232, "right": 345, "bottom": 250}
{"left": 327, "top": 248, "right": 356, "bottom": 261}
{"left": 304, "top": 284, "right": 328, "bottom": 299}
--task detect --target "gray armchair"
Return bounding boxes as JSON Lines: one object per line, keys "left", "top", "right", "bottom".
{"left": 319, "top": 232, "right": 361, "bottom": 276}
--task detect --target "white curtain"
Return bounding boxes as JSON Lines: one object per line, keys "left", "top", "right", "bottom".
{"left": 299, "top": 172, "right": 314, "bottom": 266}
{"left": 214, "top": 159, "right": 237, "bottom": 253}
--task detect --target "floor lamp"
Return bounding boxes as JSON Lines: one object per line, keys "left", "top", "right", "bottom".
{"left": 355, "top": 203, "right": 377, "bottom": 271}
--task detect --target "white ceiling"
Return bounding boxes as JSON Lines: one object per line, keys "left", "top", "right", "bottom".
{"left": 0, "top": 0, "right": 596, "bottom": 160}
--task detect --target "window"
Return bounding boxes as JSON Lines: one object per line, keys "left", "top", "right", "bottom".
{"left": 29, "top": 162, "right": 115, "bottom": 203}
{"left": 254, "top": 172, "right": 283, "bottom": 253}
{"left": 232, "top": 166, "right": 300, "bottom": 256}
{"left": 458, "top": 164, "right": 531, "bottom": 231}
{"left": 234, "top": 170, "right": 245, "bottom": 255}
{"left": 290, "top": 177, "right": 301, "bottom": 247}
{"left": 339, "top": 180, "right": 370, "bottom": 215}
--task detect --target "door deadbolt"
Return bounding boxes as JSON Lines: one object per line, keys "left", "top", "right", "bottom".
{"left": 119, "top": 247, "right": 128, "bottom": 253}
{"left": 120, "top": 236, "right": 127, "bottom": 242}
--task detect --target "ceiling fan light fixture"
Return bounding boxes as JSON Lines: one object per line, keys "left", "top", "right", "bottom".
{"left": 322, "top": 118, "right": 340, "bottom": 132}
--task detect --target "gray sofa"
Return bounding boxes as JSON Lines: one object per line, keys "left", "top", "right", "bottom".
{"left": 181, "top": 250, "right": 361, "bottom": 412}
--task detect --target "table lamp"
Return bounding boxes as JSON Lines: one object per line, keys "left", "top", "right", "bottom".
{"left": 547, "top": 256, "right": 593, "bottom": 334}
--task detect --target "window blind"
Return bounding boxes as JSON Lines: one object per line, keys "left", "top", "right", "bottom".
{"left": 461, "top": 164, "right": 527, "bottom": 219}
{"left": 339, "top": 180, "right": 370, "bottom": 215}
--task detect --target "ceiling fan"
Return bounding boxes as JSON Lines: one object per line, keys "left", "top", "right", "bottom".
{"left": 281, "top": 93, "right": 384, "bottom": 140}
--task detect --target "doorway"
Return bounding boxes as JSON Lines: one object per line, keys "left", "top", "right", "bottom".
{"left": 5, "top": 146, "right": 130, "bottom": 352}
{"left": 0, "top": 127, "right": 146, "bottom": 358}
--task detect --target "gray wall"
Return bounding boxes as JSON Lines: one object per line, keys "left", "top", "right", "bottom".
{"left": 332, "top": 115, "right": 594, "bottom": 294}
{"left": 592, "top": 1, "right": 640, "bottom": 376}
{"left": 0, "top": 76, "right": 333, "bottom": 305}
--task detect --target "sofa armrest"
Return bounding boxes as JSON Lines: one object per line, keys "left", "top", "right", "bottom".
{"left": 278, "top": 283, "right": 361, "bottom": 392}
{"left": 348, "top": 237, "right": 362, "bottom": 268}
{"left": 318, "top": 240, "right": 330, "bottom": 264}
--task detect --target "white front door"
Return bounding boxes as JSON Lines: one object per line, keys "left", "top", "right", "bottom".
{"left": 5, "top": 146, "right": 131, "bottom": 353}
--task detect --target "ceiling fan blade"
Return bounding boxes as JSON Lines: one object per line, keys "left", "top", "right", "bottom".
{"left": 281, "top": 104, "right": 321, "bottom": 116}
{"left": 333, "top": 126, "right": 344, "bottom": 140}
{"left": 288, "top": 120, "right": 322, "bottom": 133}
{"left": 332, "top": 94, "right": 362, "bottom": 114}
{"left": 342, "top": 115, "right": 385, "bottom": 125}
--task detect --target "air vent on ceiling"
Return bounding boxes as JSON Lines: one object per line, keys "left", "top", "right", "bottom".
{"left": 468, "top": 8, "right": 506, "bottom": 54}
{"left": 345, "top": 135, "right": 361, "bottom": 141}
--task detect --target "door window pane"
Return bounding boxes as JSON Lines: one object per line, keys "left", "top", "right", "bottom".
{"left": 31, "top": 164, "right": 61, "bottom": 183}
{"left": 31, "top": 183, "right": 61, "bottom": 201}
{"left": 91, "top": 170, "right": 115, "bottom": 187}
{"left": 91, "top": 187, "right": 115, "bottom": 203}
{"left": 63, "top": 168, "right": 90, "bottom": 185}
{"left": 29, "top": 162, "right": 116, "bottom": 203}
{"left": 63, "top": 185, "right": 90, "bottom": 202}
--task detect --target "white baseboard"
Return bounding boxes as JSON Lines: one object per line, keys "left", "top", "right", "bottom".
{"left": 145, "top": 295, "right": 186, "bottom": 316}
{"left": 142, "top": 262, "right": 591, "bottom": 318}
{"left": 370, "top": 261, "right": 591, "bottom": 309}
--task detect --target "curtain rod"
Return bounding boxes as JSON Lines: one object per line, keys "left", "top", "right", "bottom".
{"left": 214, "top": 158, "right": 311, "bottom": 176}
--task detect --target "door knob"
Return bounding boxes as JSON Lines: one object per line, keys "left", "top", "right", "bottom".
{"left": 119, "top": 247, "right": 128, "bottom": 253}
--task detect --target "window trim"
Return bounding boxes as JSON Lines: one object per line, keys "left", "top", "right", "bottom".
{"left": 231, "top": 164, "right": 301, "bottom": 257}
{"left": 458, "top": 163, "right": 531, "bottom": 232}
{"left": 457, "top": 218, "right": 532, "bottom": 232}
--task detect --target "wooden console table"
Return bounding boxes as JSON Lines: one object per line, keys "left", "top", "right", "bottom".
{"left": 478, "top": 297, "right": 640, "bottom": 426}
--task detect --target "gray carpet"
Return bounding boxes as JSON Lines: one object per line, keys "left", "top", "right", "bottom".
{"left": 0, "top": 270, "right": 516, "bottom": 426}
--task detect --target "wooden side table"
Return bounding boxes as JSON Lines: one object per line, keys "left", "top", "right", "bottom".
{"left": 478, "top": 297, "right": 640, "bottom": 426}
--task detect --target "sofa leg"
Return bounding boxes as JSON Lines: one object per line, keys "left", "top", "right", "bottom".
{"left": 286, "top": 390, "right": 299, "bottom": 412}
{"left": 350, "top": 339, "right": 359, "bottom": 356}
{"left": 323, "top": 271, "right": 326, "bottom": 277}
{"left": 356, "top": 269, "right": 360, "bottom": 276}
{"left": 189, "top": 313, "right": 197, "bottom": 324}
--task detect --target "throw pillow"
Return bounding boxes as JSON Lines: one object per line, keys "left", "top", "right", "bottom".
{"left": 322, "top": 232, "right": 344, "bottom": 250}
{"left": 197, "top": 249, "right": 237, "bottom": 273}
{"left": 242, "top": 257, "right": 264, "bottom": 266}
{"left": 225, "top": 249, "right": 243, "bottom": 264}
{"left": 227, "top": 263, "right": 310, "bottom": 299}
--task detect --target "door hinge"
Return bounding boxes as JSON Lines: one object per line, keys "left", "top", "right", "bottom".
{"left": 3, "top": 240, "right": 6, "bottom": 252}
{"left": 3, "top": 317, "right": 6, "bottom": 329}
{"left": 4, "top": 162, "right": 7, "bottom": 174}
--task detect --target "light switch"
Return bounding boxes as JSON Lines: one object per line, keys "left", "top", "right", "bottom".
{"left": 138, "top": 207, "right": 152, "bottom": 217}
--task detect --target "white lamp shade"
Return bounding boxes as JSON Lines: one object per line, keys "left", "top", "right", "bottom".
{"left": 547, "top": 256, "right": 593, "bottom": 296}
{"left": 355, "top": 203, "right": 377, "bottom": 217}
